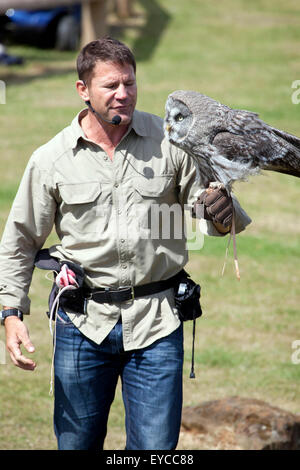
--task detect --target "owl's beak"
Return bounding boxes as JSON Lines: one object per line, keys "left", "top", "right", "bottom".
{"left": 166, "top": 124, "right": 172, "bottom": 133}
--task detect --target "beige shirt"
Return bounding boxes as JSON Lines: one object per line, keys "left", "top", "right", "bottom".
{"left": 0, "top": 109, "right": 251, "bottom": 350}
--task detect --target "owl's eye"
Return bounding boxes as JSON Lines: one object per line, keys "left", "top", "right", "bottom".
{"left": 175, "top": 113, "right": 184, "bottom": 122}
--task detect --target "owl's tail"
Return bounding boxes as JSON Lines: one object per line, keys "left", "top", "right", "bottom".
{"left": 261, "top": 127, "right": 300, "bottom": 178}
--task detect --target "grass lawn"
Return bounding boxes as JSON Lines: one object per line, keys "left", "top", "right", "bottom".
{"left": 0, "top": 0, "right": 299, "bottom": 450}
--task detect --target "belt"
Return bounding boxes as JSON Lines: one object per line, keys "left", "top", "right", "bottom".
{"left": 83, "top": 270, "right": 184, "bottom": 304}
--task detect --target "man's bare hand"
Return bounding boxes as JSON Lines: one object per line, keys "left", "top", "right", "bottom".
{"left": 5, "top": 316, "right": 36, "bottom": 371}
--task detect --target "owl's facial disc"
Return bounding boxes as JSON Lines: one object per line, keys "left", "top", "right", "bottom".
{"left": 165, "top": 111, "right": 184, "bottom": 134}
{"left": 164, "top": 98, "right": 192, "bottom": 148}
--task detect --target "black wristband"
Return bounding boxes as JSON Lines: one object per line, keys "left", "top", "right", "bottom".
{"left": 0, "top": 309, "right": 23, "bottom": 325}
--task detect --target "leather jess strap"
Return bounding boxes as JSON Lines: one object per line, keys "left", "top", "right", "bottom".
{"left": 85, "top": 270, "right": 185, "bottom": 304}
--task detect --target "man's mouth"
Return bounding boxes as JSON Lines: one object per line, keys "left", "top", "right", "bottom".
{"left": 113, "top": 106, "right": 129, "bottom": 111}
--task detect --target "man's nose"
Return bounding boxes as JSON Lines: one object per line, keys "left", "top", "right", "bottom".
{"left": 115, "top": 84, "right": 128, "bottom": 100}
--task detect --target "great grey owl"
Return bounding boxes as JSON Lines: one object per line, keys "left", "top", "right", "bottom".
{"left": 164, "top": 90, "right": 300, "bottom": 191}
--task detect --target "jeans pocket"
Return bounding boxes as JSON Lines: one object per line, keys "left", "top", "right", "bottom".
{"left": 56, "top": 308, "right": 74, "bottom": 326}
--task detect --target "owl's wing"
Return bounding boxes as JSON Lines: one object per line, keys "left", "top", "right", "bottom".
{"left": 269, "top": 126, "right": 300, "bottom": 150}
{"left": 212, "top": 109, "right": 300, "bottom": 178}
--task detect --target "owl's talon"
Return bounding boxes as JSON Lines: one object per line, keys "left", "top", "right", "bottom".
{"left": 209, "top": 181, "right": 225, "bottom": 190}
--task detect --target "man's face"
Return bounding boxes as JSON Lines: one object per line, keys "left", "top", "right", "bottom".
{"left": 85, "top": 60, "right": 137, "bottom": 126}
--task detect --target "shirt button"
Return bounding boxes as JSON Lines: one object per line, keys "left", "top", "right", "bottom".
{"left": 104, "top": 156, "right": 108, "bottom": 161}
{"left": 121, "top": 239, "right": 125, "bottom": 243}
{"left": 114, "top": 183, "right": 119, "bottom": 188}
{"left": 122, "top": 265, "right": 127, "bottom": 269}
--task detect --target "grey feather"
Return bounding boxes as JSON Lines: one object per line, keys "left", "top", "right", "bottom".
{"left": 164, "top": 90, "right": 300, "bottom": 190}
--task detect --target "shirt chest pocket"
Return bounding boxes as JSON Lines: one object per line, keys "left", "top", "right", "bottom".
{"left": 58, "top": 182, "right": 111, "bottom": 234}
{"left": 134, "top": 175, "right": 177, "bottom": 203}
{"left": 133, "top": 176, "right": 179, "bottom": 230}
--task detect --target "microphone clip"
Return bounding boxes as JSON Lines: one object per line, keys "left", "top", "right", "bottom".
{"left": 85, "top": 101, "right": 121, "bottom": 126}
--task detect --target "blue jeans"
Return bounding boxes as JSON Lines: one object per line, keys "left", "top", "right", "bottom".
{"left": 54, "top": 309, "right": 184, "bottom": 450}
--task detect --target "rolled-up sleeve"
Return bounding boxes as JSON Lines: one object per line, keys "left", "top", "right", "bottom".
{"left": 0, "top": 153, "right": 57, "bottom": 313}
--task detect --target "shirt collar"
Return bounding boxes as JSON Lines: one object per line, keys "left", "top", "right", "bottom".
{"left": 69, "top": 108, "right": 89, "bottom": 150}
{"left": 69, "top": 108, "right": 148, "bottom": 151}
{"left": 130, "top": 110, "right": 148, "bottom": 137}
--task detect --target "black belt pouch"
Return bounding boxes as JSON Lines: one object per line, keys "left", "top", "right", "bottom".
{"left": 174, "top": 270, "right": 202, "bottom": 321}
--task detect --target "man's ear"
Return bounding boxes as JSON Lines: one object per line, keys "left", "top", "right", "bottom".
{"left": 76, "top": 80, "right": 89, "bottom": 102}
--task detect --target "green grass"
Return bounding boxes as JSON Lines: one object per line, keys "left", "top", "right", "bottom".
{"left": 0, "top": 0, "right": 300, "bottom": 450}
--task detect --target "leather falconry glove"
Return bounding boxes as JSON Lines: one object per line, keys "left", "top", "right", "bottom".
{"left": 192, "top": 187, "right": 233, "bottom": 228}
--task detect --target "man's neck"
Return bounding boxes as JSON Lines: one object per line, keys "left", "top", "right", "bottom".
{"left": 80, "top": 109, "right": 130, "bottom": 158}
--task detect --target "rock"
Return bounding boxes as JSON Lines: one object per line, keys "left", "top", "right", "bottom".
{"left": 181, "top": 396, "right": 300, "bottom": 450}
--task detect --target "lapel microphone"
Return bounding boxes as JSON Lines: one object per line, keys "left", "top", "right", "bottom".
{"left": 85, "top": 100, "right": 122, "bottom": 126}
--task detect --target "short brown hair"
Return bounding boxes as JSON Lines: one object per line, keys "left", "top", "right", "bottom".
{"left": 77, "top": 36, "right": 136, "bottom": 85}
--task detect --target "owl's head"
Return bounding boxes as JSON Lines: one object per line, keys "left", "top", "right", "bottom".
{"left": 164, "top": 93, "right": 194, "bottom": 150}
{"left": 164, "top": 90, "right": 223, "bottom": 153}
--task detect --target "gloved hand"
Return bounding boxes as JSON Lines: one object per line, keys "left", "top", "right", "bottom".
{"left": 192, "top": 187, "right": 233, "bottom": 228}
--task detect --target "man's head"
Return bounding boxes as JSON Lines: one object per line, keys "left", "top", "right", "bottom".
{"left": 77, "top": 36, "right": 136, "bottom": 86}
{"left": 76, "top": 36, "right": 137, "bottom": 127}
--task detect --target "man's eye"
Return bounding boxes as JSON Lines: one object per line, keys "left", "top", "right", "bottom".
{"left": 175, "top": 113, "right": 184, "bottom": 122}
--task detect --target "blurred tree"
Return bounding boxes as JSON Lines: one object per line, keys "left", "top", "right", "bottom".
{"left": 81, "top": 0, "right": 107, "bottom": 46}
{"left": 115, "top": 0, "right": 135, "bottom": 18}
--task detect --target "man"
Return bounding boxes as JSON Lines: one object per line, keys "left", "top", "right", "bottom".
{"left": 0, "top": 37, "right": 251, "bottom": 450}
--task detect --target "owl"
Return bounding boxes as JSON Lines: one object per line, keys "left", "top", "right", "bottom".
{"left": 164, "top": 90, "right": 300, "bottom": 191}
